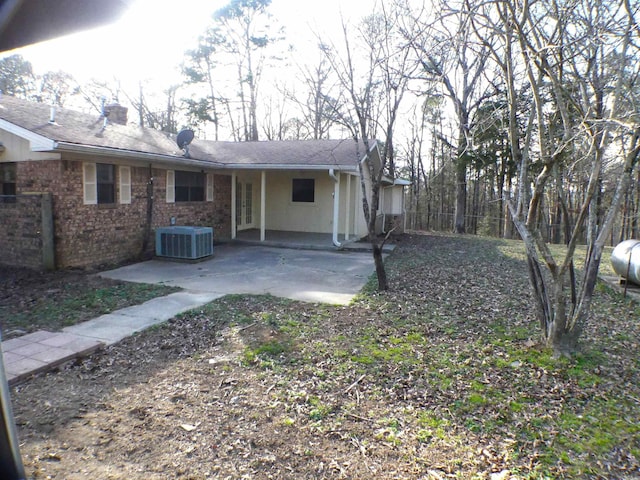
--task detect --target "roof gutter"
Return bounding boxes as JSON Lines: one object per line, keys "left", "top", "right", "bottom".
{"left": 224, "top": 163, "right": 359, "bottom": 172}
{"left": 48, "top": 142, "right": 225, "bottom": 169}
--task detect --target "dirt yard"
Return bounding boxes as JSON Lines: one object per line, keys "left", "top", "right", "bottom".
{"left": 7, "top": 233, "right": 640, "bottom": 479}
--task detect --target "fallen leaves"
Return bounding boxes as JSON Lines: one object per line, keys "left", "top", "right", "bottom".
{"left": 8, "top": 233, "right": 640, "bottom": 479}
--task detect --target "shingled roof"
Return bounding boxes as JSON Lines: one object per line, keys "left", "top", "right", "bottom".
{"left": 0, "top": 95, "right": 373, "bottom": 171}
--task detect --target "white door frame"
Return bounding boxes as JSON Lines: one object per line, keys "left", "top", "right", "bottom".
{"left": 235, "top": 177, "right": 255, "bottom": 231}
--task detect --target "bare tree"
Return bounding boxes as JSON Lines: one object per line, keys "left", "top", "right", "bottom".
{"left": 321, "top": 7, "right": 414, "bottom": 290}
{"left": 472, "top": 0, "right": 640, "bottom": 356}
{"left": 261, "top": 89, "right": 290, "bottom": 140}
{"left": 120, "top": 83, "right": 179, "bottom": 133}
{"left": 36, "top": 71, "right": 78, "bottom": 107}
{"left": 403, "top": 0, "right": 493, "bottom": 234}
{"left": 215, "top": 0, "right": 282, "bottom": 141}
{"left": 287, "top": 58, "right": 344, "bottom": 139}
{"left": 77, "top": 78, "right": 122, "bottom": 115}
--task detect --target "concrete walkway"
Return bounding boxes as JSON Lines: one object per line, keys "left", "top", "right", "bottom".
{"left": 2, "top": 291, "right": 221, "bottom": 385}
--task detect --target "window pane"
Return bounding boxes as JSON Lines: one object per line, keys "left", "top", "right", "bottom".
{"left": 0, "top": 163, "right": 16, "bottom": 199}
{"left": 97, "top": 163, "right": 114, "bottom": 183}
{"left": 96, "top": 163, "right": 115, "bottom": 204}
{"left": 190, "top": 187, "right": 204, "bottom": 201}
{"left": 175, "top": 186, "right": 190, "bottom": 202}
{"left": 0, "top": 163, "right": 16, "bottom": 183}
{"left": 292, "top": 178, "right": 315, "bottom": 203}
{"left": 175, "top": 170, "right": 205, "bottom": 202}
{"left": 97, "top": 183, "right": 115, "bottom": 203}
{"left": 1, "top": 183, "right": 16, "bottom": 195}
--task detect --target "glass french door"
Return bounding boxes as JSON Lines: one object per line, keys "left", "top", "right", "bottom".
{"left": 236, "top": 180, "right": 254, "bottom": 230}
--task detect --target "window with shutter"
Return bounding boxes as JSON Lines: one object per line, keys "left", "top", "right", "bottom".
{"left": 96, "top": 163, "right": 115, "bottom": 204}
{"left": 175, "top": 170, "right": 205, "bottom": 202}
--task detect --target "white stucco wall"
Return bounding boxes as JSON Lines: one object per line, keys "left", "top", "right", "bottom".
{"left": 383, "top": 185, "right": 405, "bottom": 215}
{"left": 234, "top": 169, "right": 368, "bottom": 237}
{"left": 264, "top": 170, "right": 335, "bottom": 233}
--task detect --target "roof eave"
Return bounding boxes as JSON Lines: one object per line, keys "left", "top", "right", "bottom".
{"left": 0, "top": 118, "right": 56, "bottom": 150}
{"left": 52, "top": 142, "right": 225, "bottom": 169}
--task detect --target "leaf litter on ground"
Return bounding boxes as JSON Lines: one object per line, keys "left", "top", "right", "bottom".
{"left": 10, "top": 232, "right": 640, "bottom": 479}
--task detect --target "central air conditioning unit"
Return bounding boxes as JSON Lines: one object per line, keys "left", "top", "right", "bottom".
{"left": 155, "top": 226, "right": 213, "bottom": 260}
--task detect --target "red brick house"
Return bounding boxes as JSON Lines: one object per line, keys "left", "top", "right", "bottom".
{"left": 0, "top": 95, "right": 406, "bottom": 270}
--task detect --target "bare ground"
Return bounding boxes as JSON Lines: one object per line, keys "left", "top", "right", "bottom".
{"left": 8, "top": 233, "right": 640, "bottom": 479}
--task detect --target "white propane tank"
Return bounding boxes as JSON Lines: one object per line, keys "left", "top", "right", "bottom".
{"left": 611, "top": 239, "right": 640, "bottom": 285}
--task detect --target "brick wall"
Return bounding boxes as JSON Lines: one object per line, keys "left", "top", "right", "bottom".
{"left": 151, "top": 169, "right": 232, "bottom": 244}
{"left": 11, "top": 159, "right": 232, "bottom": 269}
{"left": 0, "top": 194, "right": 45, "bottom": 269}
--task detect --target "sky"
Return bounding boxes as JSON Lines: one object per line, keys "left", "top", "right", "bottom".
{"left": 3, "top": 0, "right": 372, "bottom": 91}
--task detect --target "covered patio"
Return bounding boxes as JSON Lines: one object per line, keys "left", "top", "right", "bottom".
{"left": 232, "top": 229, "right": 395, "bottom": 252}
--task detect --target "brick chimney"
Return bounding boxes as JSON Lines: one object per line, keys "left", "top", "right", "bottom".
{"left": 103, "top": 103, "right": 128, "bottom": 125}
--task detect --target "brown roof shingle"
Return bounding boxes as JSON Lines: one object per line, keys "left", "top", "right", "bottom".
{"left": 0, "top": 95, "right": 369, "bottom": 171}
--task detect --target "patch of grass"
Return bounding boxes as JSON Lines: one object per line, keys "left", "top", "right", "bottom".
{"left": 4, "top": 282, "right": 179, "bottom": 332}
{"left": 536, "top": 395, "right": 640, "bottom": 477}
{"left": 348, "top": 329, "right": 427, "bottom": 366}
{"left": 307, "top": 396, "right": 333, "bottom": 421}
{"left": 242, "top": 339, "right": 294, "bottom": 368}
{"left": 281, "top": 417, "right": 296, "bottom": 426}
{"left": 374, "top": 417, "right": 403, "bottom": 446}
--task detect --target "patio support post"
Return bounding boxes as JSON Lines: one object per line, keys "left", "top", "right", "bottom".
{"left": 231, "top": 172, "right": 237, "bottom": 239}
{"left": 345, "top": 175, "right": 351, "bottom": 241}
{"left": 329, "top": 169, "right": 342, "bottom": 247}
{"left": 353, "top": 178, "right": 360, "bottom": 237}
{"left": 260, "top": 171, "right": 266, "bottom": 242}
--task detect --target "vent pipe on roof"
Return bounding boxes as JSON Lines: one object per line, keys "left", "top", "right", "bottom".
{"left": 49, "top": 106, "right": 56, "bottom": 123}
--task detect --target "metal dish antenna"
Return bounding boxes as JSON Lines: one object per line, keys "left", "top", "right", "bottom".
{"left": 176, "top": 129, "right": 195, "bottom": 158}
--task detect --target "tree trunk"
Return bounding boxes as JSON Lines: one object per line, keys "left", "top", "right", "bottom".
{"left": 453, "top": 152, "right": 467, "bottom": 234}
{"left": 372, "top": 243, "right": 388, "bottom": 290}
{"left": 546, "top": 276, "right": 580, "bottom": 357}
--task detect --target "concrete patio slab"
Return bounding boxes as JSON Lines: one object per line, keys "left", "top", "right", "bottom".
{"left": 100, "top": 244, "right": 378, "bottom": 305}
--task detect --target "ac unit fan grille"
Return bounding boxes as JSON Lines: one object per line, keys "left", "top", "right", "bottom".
{"left": 155, "top": 226, "right": 213, "bottom": 259}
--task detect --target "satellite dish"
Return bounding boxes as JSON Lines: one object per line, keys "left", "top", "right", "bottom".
{"left": 176, "top": 129, "right": 195, "bottom": 149}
